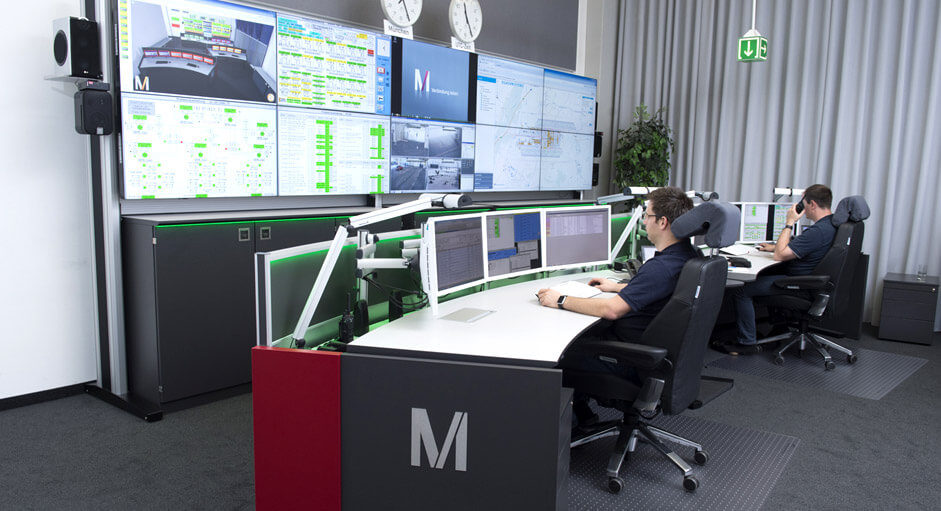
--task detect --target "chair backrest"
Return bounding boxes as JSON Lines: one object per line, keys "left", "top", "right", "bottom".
{"left": 640, "top": 256, "right": 728, "bottom": 415}
{"left": 812, "top": 196, "right": 868, "bottom": 317}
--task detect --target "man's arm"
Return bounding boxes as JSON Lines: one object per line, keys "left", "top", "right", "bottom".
{"left": 758, "top": 202, "right": 801, "bottom": 261}
{"left": 536, "top": 288, "right": 631, "bottom": 320}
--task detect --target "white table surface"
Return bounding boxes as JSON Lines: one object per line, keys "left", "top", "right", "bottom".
{"left": 349, "top": 270, "right": 620, "bottom": 366}
{"left": 724, "top": 249, "right": 783, "bottom": 281}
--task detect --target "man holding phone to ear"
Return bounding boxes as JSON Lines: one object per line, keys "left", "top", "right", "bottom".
{"left": 718, "top": 184, "right": 836, "bottom": 354}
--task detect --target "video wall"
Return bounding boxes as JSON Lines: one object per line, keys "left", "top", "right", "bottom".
{"left": 115, "top": 0, "right": 597, "bottom": 199}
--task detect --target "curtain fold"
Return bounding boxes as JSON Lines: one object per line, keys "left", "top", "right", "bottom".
{"left": 614, "top": 0, "right": 941, "bottom": 327}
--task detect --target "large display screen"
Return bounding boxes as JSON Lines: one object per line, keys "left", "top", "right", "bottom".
{"left": 276, "top": 15, "right": 391, "bottom": 114}
{"left": 121, "top": 0, "right": 277, "bottom": 103}
{"left": 476, "top": 55, "right": 544, "bottom": 129}
{"left": 473, "top": 125, "right": 541, "bottom": 191}
{"left": 542, "top": 69, "right": 596, "bottom": 134}
{"left": 539, "top": 131, "right": 594, "bottom": 191}
{"left": 278, "top": 109, "right": 390, "bottom": 195}
{"left": 545, "top": 207, "right": 610, "bottom": 268}
{"left": 121, "top": 93, "right": 277, "bottom": 198}
{"left": 389, "top": 117, "right": 475, "bottom": 193}
{"left": 115, "top": 0, "right": 597, "bottom": 199}
{"left": 393, "top": 38, "right": 473, "bottom": 123}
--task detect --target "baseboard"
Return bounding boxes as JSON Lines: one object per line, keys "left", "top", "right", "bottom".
{"left": 0, "top": 382, "right": 93, "bottom": 412}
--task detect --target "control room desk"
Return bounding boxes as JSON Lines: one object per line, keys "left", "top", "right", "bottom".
{"left": 252, "top": 270, "right": 619, "bottom": 511}
{"left": 724, "top": 249, "right": 782, "bottom": 282}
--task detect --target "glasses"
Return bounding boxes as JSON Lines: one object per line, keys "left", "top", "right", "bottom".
{"left": 642, "top": 210, "right": 662, "bottom": 221}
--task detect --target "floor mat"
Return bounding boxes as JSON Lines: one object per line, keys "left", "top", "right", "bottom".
{"left": 568, "top": 412, "right": 799, "bottom": 510}
{"left": 706, "top": 348, "right": 927, "bottom": 400}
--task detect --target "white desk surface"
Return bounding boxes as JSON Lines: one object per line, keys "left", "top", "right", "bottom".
{"left": 349, "top": 270, "right": 621, "bottom": 366}
{"left": 724, "top": 249, "right": 782, "bottom": 281}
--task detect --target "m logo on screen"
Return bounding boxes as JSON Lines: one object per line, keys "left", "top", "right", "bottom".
{"left": 410, "top": 408, "right": 467, "bottom": 471}
{"left": 414, "top": 69, "right": 431, "bottom": 93}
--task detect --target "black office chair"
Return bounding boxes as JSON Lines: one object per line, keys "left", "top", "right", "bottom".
{"left": 563, "top": 201, "right": 738, "bottom": 493}
{"left": 756, "top": 196, "right": 869, "bottom": 369}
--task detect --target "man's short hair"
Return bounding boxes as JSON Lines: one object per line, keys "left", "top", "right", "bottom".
{"left": 647, "top": 186, "right": 694, "bottom": 225}
{"left": 804, "top": 184, "right": 832, "bottom": 209}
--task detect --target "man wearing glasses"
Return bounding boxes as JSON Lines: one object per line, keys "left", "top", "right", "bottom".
{"left": 536, "top": 186, "right": 697, "bottom": 426}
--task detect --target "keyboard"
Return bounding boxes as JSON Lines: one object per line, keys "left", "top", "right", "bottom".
{"left": 549, "top": 280, "right": 603, "bottom": 299}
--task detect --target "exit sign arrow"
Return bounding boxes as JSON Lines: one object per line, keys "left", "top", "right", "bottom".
{"left": 738, "top": 35, "right": 768, "bottom": 62}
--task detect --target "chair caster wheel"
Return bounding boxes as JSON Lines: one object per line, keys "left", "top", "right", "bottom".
{"left": 608, "top": 476, "right": 624, "bottom": 494}
{"left": 694, "top": 449, "right": 709, "bottom": 465}
{"left": 824, "top": 360, "right": 836, "bottom": 371}
{"left": 773, "top": 355, "right": 785, "bottom": 366}
{"left": 847, "top": 354, "right": 858, "bottom": 364}
{"left": 683, "top": 475, "right": 699, "bottom": 492}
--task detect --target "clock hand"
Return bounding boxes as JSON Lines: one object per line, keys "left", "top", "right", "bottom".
{"left": 464, "top": 3, "right": 471, "bottom": 30}
{"left": 399, "top": 0, "right": 411, "bottom": 21}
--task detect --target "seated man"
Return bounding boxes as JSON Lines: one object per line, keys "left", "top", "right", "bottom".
{"left": 719, "top": 184, "right": 837, "bottom": 354}
{"left": 535, "top": 186, "right": 698, "bottom": 425}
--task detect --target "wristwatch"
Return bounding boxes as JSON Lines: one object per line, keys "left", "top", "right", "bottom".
{"left": 783, "top": 224, "right": 794, "bottom": 230}
{"left": 557, "top": 295, "right": 568, "bottom": 310}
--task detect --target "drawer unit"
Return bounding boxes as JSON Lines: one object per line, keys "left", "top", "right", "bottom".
{"left": 879, "top": 273, "right": 938, "bottom": 345}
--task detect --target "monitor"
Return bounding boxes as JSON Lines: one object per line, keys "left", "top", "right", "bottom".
{"left": 420, "top": 215, "right": 486, "bottom": 306}
{"left": 473, "top": 125, "right": 541, "bottom": 191}
{"left": 484, "top": 210, "right": 543, "bottom": 278}
{"left": 278, "top": 109, "right": 390, "bottom": 195}
{"left": 475, "top": 55, "right": 544, "bottom": 129}
{"left": 389, "top": 117, "right": 475, "bottom": 193}
{"left": 275, "top": 15, "right": 391, "bottom": 114}
{"left": 539, "top": 131, "right": 594, "bottom": 190}
{"left": 541, "top": 69, "right": 596, "bottom": 135}
{"left": 120, "top": 0, "right": 278, "bottom": 103}
{"left": 120, "top": 93, "right": 277, "bottom": 198}
{"left": 544, "top": 206, "right": 611, "bottom": 269}
{"left": 392, "top": 37, "right": 474, "bottom": 123}
{"left": 736, "top": 202, "right": 803, "bottom": 242}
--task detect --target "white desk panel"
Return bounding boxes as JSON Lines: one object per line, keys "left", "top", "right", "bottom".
{"left": 725, "top": 250, "right": 782, "bottom": 281}
{"left": 350, "top": 270, "right": 619, "bottom": 365}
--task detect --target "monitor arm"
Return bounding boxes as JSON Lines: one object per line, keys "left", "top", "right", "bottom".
{"left": 290, "top": 194, "right": 471, "bottom": 347}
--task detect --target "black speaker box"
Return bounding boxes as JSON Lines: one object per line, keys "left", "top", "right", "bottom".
{"left": 74, "top": 89, "right": 114, "bottom": 135}
{"left": 52, "top": 17, "right": 103, "bottom": 80}
{"left": 592, "top": 163, "right": 599, "bottom": 187}
{"left": 593, "top": 131, "right": 603, "bottom": 157}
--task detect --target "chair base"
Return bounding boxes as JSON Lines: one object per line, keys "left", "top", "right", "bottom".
{"left": 572, "top": 415, "right": 707, "bottom": 493}
{"left": 773, "top": 330, "right": 857, "bottom": 370}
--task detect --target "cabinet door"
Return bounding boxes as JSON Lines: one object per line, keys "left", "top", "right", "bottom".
{"left": 154, "top": 222, "right": 256, "bottom": 402}
{"left": 254, "top": 217, "right": 338, "bottom": 252}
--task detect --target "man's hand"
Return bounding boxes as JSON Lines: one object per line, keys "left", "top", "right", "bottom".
{"left": 757, "top": 242, "right": 774, "bottom": 252}
{"left": 536, "top": 288, "right": 561, "bottom": 308}
{"left": 786, "top": 201, "right": 804, "bottom": 224}
{"left": 587, "top": 277, "right": 622, "bottom": 293}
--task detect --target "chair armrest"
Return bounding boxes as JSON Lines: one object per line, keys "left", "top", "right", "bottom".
{"left": 572, "top": 340, "right": 668, "bottom": 370}
{"left": 773, "top": 275, "right": 830, "bottom": 290}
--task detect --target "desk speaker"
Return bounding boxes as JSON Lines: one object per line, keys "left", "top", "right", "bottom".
{"left": 52, "top": 17, "right": 103, "bottom": 80}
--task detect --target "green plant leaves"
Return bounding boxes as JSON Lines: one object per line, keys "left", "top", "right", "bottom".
{"left": 613, "top": 104, "right": 674, "bottom": 197}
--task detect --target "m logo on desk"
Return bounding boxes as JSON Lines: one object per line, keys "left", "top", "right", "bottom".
{"left": 410, "top": 408, "right": 468, "bottom": 472}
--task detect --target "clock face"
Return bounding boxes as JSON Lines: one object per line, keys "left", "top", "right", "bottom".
{"left": 449, "top": 0, "right": 483, "bottom": 43}
{"left": 380, "top": 0, "right": 423, "bottom": 28}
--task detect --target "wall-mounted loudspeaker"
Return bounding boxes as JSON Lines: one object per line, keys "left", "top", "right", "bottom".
{"left": 74, "top": 87, "right": 114, "bottom": 135}
{"left": 592, "top": 163, "right": 599, "bottom": 187}
{"left": 593, "top": 131, "right": 603, "bottom": 158}
{"left": 52, "top": 17, "right": 103, "bottom": 80}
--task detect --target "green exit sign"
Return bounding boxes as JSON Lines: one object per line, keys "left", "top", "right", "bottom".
{"left": 738, "top": 36, "right": 768, "bottom": 62}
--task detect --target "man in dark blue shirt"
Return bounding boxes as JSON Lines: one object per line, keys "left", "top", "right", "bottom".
{"left": 536, "top": 187, "right": 698, "bottom": 426}
{"left": 720, "top": 184, "right": 837, "bottom": 354}
{"left": 536, "top": 187, "right": 698, "bottom": 340}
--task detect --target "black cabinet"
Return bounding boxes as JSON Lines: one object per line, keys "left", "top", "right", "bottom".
{"left": 879, "top": 273, "right": 938, "bottom": 345}
{"left": 122, "top": 213, "right": 348, "bottom": 404}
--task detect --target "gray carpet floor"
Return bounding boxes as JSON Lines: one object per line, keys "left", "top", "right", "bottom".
{"left": 0, "top": 325, "right": 938, "bottom": 510}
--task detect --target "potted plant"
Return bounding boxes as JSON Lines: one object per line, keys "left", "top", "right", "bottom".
{"left": 612, "top": 104, "right": 674, "bottom": 195}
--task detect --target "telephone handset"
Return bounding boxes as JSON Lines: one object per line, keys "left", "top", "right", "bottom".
{"left": 614, "top": 258, "right": 643, "bottom": 277}
{"left": 795, "top": 196, "right": 805, "bottom": 214}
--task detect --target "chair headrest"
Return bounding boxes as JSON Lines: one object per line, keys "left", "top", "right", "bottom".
{"left": 670, "top": 201, "right": 741, "bottom": 248}
{"left": 831, "top": 195, "right": 870, "bottom": 225}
